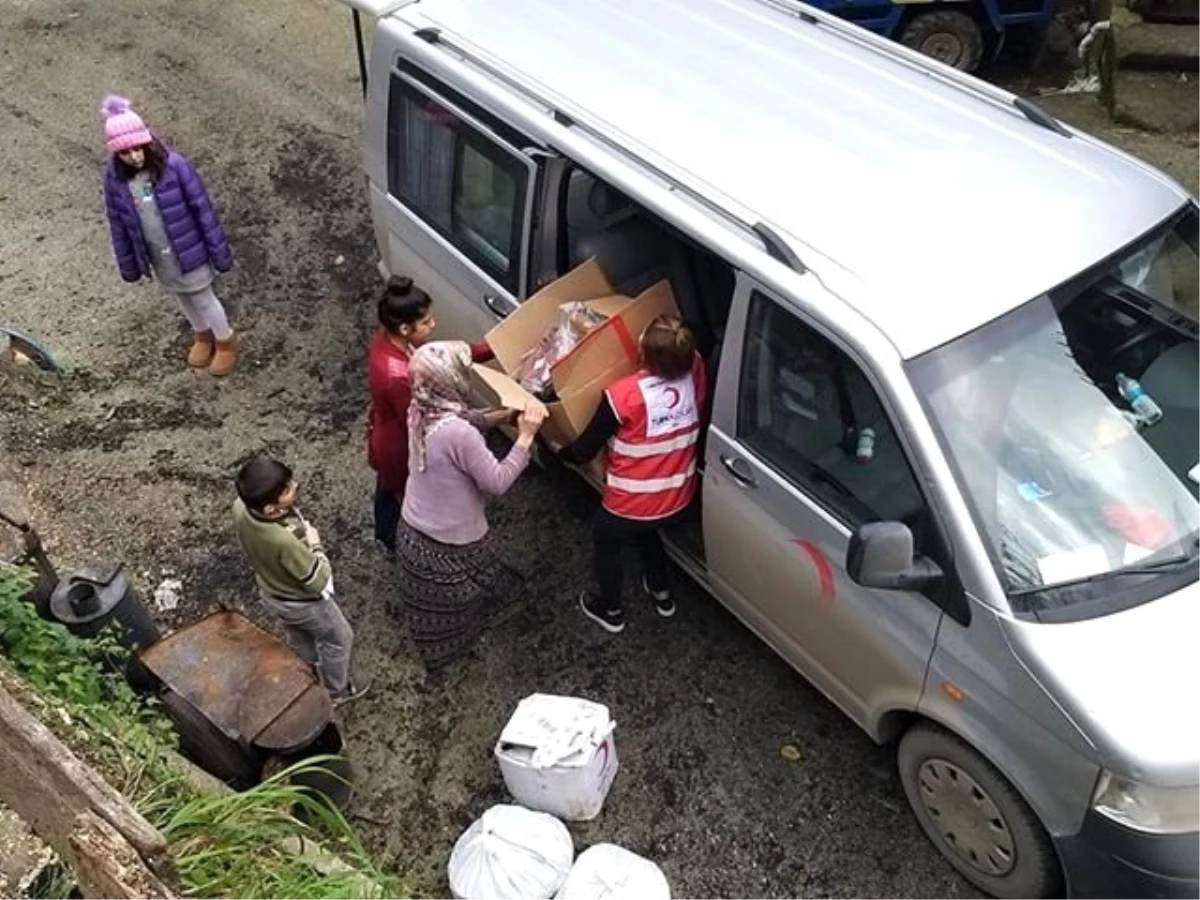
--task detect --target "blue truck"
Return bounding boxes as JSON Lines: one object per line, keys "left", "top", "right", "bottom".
{"left": 804, "top": 0, "right": 1062, "bottom": 70}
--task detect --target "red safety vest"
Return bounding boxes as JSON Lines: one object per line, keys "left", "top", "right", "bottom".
{"left": 602, "top": 356, "right": 707, "bottom": 521}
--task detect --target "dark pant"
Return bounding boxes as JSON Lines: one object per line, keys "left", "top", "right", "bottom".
{"left": 593, "top": 507, "right": 676, "bottom": 611}
{"left": 373, "top": 476, "right": 402, "bottom": 552}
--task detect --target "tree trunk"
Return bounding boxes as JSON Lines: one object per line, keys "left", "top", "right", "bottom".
{"left": 69, "top": 811, "right": 177, "bottom": 899}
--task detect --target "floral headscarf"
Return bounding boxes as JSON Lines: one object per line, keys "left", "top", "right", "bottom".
{"left": 407, "top": 341, "right": 473, "bottom": 474}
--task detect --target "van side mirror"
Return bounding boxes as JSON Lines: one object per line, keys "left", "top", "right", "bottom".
{"left": 847, "top": 521, "right": 942, "bottom": 592}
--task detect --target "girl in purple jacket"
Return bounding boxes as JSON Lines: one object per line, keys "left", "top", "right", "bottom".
{"left": 100, "top": 95, "right": 238, "bottom": 376}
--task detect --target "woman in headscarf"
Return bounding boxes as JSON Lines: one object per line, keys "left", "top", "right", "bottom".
{"left": 395, "top": 341, "right": 546, "bottom": 670}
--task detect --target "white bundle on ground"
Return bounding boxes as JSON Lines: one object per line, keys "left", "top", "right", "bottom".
{"left": 555, "top": 843, "right": 671, "bottom": 899}
{"left": 448, "top": 804, "right": 575, "bottom": 900}
{"left": 495, "top": 693, "right": 619, "bottom": 821}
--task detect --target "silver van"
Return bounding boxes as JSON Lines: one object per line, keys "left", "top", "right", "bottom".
{"left": 338, "top": 0, "right": 1199, "bottom": 894}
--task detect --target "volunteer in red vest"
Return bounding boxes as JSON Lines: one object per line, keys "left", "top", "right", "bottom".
{"left": 559, "top": 314, "right": 707, "bottom": 633}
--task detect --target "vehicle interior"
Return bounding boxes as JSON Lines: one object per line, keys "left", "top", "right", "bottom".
{"left": 905, "top": 211, "right": 1199, "bottom": 610}
{"left": 545, "top": 167, "right": 740, "bottom": 561}
{"left": 559, "top": 167, "right": 735, "bottom": 366}
{"left": 546, "top": 166, "right": 929, "bottom": 563}
{"left": 737, "top": 299, "right": 925, "bottom": 529}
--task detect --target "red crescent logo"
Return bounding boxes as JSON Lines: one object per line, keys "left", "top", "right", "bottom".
{"left": 664, "top": 387, "right": 681, "bottom": 409}
{"left": 790, "top": 539, "right": 836, "bottom": 609}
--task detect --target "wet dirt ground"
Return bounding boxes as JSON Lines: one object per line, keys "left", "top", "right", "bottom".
{"left": 0, "top": 0, "right": 1194, "bottom": 896}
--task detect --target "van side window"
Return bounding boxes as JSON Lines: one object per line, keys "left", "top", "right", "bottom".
{"left": 387, "top": 73, "right": 529, "bottom": 292}
{"left": 738, "top": 293, "right": 927, "bottom": 532}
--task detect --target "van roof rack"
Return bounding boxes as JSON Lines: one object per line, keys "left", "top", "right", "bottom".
{"left": 411, "top": 26, "right": 810, "bottom": 273}
{"left": 1012, "top": 97, "right": 1073, "bottom": 138}
{"left": 753, "top": 0, "right": 1073, "bottom": 139}
{"left": 753, "top": 223, "right": 807, "bottom": 275}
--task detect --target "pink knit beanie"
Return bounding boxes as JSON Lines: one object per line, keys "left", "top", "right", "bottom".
{"left": 101, "top": 95, "right": 153, "bottom": 153}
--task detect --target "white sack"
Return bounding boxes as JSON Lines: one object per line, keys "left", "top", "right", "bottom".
{"left": 555, "top": 843, "right": 671, "bottom": 900}
{"left": 448, "top": 804, "right": 575, "bottom": 900}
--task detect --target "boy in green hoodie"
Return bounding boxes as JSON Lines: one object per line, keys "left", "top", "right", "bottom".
{"left": 233, "top": 454, "right": 368, "bottom": 705}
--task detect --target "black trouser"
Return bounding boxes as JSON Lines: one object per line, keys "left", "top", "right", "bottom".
{"left": 593, "top": 506, "right": 677, "bottom": 611}
{"left": 373, "top": 475, "right": 401, "bottom": 552}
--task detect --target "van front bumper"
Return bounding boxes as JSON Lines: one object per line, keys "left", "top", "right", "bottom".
{"left": 1055, "top": 810, "right": 1198, "bottom": 898}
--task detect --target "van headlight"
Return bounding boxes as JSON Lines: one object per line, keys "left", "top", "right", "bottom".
{"left": 1092, "top": 771, "right": 1200, "bottom": 834}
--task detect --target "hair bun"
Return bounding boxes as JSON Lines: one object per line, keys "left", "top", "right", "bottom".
{"left": 387, "top": 275, "right": 414, "bottom": 295}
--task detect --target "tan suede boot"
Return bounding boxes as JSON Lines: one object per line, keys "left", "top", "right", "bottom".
{"left": 186, "top": 330, "right": 215, "bottom": 368}
{"left": 209, "top": 334, "right": 238, "bottom": 377}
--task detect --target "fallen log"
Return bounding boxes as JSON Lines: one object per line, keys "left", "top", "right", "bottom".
{"left": 0, "top": 684, "right": 178, "bottom": 895}
{"left": 69, "top": 811, "right": 176, "bottom": 899}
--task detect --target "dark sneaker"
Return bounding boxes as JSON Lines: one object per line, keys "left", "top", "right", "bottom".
{"left": 331, "top": 679, "right": 371, "bottom": 707}
{"left": 579, "top": 591, "right": 626, "bottom": 633}
{"left": 643, "top": 575, "right": 676, "bottom": 618}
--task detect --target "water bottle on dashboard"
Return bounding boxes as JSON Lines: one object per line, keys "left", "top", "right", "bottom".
{"left": 1115, "top": 372, "right": 1163, "bottom": 426}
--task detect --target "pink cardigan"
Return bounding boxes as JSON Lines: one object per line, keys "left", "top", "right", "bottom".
{"left": 401, "top": 417, "right": 530, "bottom": 545}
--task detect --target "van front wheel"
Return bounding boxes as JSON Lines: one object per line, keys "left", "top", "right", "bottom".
{"left": 897, "top": 723, "right": 1062, "bottom": 898}
{"left": 899, "top": 11, "right": 986, "bottom": 71}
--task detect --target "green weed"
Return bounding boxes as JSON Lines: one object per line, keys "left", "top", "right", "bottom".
{"left": 0, "top": 562, "right": 179, "bottom": 803}
{"left": 1, "top": 563, "right": 411, "bottom": 899}
{"left": 151, "top": 756, "right": 409, "bottom": 899}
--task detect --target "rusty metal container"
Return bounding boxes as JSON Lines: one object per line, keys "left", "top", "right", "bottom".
{"left": 138, "top": 609, "right": 342, "bottom": 792}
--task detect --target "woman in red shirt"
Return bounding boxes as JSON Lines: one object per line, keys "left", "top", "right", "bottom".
{"left": 366, "top": 276, "right": 492, "bottom": 551}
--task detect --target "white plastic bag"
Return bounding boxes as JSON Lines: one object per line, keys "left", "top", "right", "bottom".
{"left": 555, "top": 843, "right": 671, "bottom": 900}
{"left": 448, "top": 804, "right": 575, "bottom": 900}
{"left": 495, "top": 693, "right": 619, "bottom": 821}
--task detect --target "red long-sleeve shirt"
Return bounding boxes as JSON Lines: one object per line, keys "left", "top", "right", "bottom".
{"left": 366, "top": 330, "right": 492, "bottom": 495}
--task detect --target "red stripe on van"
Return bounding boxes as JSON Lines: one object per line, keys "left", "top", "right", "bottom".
{"left": 792, "top": 539, "right": 836, "bottom": 607}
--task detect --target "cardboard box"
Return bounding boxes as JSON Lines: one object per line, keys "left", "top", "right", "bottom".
{"left": 473, "top": 259, "right": 680, "bottom": 448}
{"left": 495, "top": 693, "right": 618, "bottom": 822}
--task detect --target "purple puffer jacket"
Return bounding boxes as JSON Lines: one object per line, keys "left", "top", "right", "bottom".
{"left": 102, "top": 149, "right": 233, "bottom": 283}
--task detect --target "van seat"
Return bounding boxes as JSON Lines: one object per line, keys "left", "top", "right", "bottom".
{"left": 777, "top": 366, "right": 922, "bottom": 524}
{"left": 571, "top": 215, "right": 672, "bottom": 295}
{"left": 571, "top": 216, "right": 725, "bottom": 356}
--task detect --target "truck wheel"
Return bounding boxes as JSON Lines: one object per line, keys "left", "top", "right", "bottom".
{"left": 899, "top": 11, "right": 986, "bottom": 71}
{"left": 897, "top": 723, "right": 1062, "bottom": 898}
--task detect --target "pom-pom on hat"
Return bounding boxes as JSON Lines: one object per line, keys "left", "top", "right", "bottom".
{"left": 101, "top": 95, "right": 153, "bottom": 154}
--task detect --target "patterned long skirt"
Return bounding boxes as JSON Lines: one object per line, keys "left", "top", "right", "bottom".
{"left": 393, "top": 521, "right": 524, "bottom": 670}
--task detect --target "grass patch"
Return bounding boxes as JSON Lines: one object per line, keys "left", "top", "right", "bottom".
{"left": 150, "top": 756, "right": 403, "bottom": 899}
{"left": 0, "top": 562, "right": 411, "bottom": 899}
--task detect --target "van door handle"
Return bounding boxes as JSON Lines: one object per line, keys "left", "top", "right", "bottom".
{"left": 720, "top": 454, "right": 757, "bottom": 488}
{"left": 483, "top": 293, "right": 516, "bottom": 318}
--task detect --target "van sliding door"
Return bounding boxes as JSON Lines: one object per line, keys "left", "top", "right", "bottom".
{"left": 380, "top": 68, "right": 539, "bottom": 342}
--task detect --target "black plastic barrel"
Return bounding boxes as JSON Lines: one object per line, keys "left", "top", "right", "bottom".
{"left": 48, "top": 564, "right": 161, "bottom": 650}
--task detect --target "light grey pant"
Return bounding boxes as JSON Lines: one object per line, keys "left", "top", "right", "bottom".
{"left": 260, "top": 592, "right": 354, "bottom": 694}
{"left": 176, "top": 285, "right": 233, "bottom": 341}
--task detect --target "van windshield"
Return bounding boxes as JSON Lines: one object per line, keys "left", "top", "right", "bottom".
{"left": 908, "top": 207, "right": 1199, "bottom": 614}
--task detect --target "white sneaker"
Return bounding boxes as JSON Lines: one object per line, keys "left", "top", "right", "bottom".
{"left": 331, "top": 680, "right": 371, "bottom": 707}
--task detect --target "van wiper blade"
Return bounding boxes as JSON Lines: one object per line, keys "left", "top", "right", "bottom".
{"left": 1008, "top": 550, "right": 1197, "bottom": 597}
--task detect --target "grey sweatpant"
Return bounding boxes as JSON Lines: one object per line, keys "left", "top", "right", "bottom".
{"left": 175, "top": 285, "right": 233, "bottom": 341}
{"left": 260, "top": 591, "right": 354, "bottom": 694}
